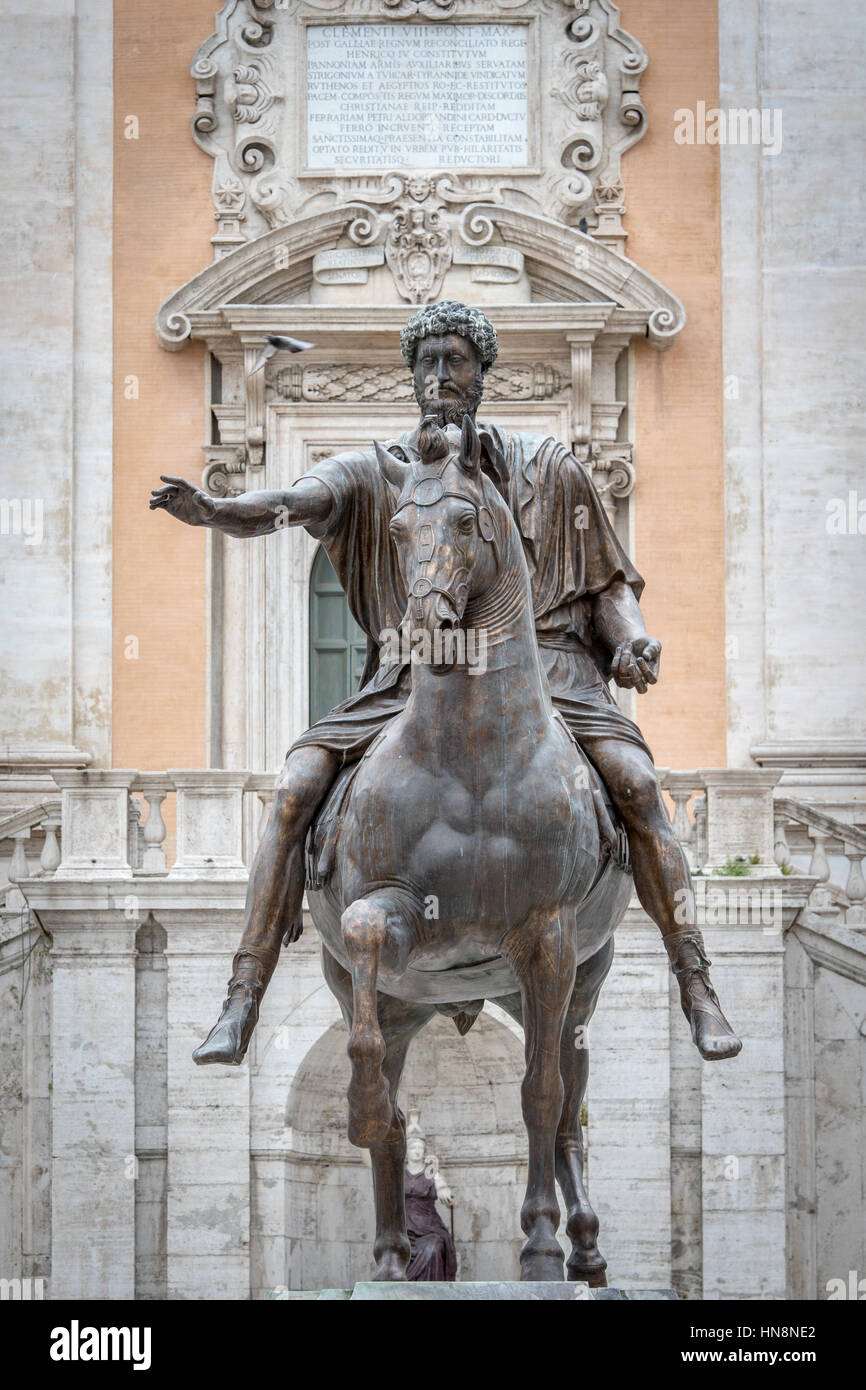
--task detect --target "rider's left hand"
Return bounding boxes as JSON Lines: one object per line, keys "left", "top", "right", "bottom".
{"left": 611, "top": 636, "right": 662, "bottom": 693}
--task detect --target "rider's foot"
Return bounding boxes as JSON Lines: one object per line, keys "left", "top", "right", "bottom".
{"left": 668, "top": 933, "right": 743, "bottom": 1062}
{"left": 192, "top": 981, "right": 260, "bottom": 1065}
{"left": 192, "top": 950, "right": 273, "bottom": 1066}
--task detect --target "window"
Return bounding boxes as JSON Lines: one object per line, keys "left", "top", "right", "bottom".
{"left": 308, "top": 545, "right": 367, "bottom": 726}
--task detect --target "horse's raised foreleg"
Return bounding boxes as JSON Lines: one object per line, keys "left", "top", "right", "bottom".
{"left": 322, "top": 943, "right": 433, "bottom": 1280}
{"left": 340, "top": 892, "right": 413, "bottom": 1149}
{"left": 504, "top": 910, "right": 578, "bottom": 1281}
{"left": 557, "top": 936, "right": 614, "bottom": 1286}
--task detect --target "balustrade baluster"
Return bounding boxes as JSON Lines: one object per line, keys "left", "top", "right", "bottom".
{"left": 664, "top": 773, "right": 700, "bottom": 873}
{"left": 6, "top": 829, "right": 30, "bottom": 909}
{"left": 692, "top": 794, "right": 707, "bottom": 873}
{"left": 807, "top": 828, "right": 831, "bottom": 883}
{"left": 773, "top": 819, "right": 790, "bottom": 870}
{"left": 9, "top": 829, "right": 30, "bottom": 882}
{"left": 40, "top": 819, "right": 61, "bottom": 874}
{"left": 843, "top": 845, "right": 866, "bottom": 914}
{"left": 139, "top": 786, "right": 169, "bottom": 874}
{"left": 128, "top": 798, "right": 143, "bottom": 871}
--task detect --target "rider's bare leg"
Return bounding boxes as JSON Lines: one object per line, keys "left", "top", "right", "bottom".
{"left": 193, "top": 744, "right": 340, "bottom": 1065}
{"left": 586, "top": 738, "right": 742, "bottom": 1062}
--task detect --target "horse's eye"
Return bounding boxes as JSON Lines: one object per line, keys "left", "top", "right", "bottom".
{"left": 457, "top": 514, "right": 476, "bottom": 533}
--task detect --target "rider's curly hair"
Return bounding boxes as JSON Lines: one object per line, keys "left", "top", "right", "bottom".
{"left": 400, "top": 301, "right": 499, "bottom": 373}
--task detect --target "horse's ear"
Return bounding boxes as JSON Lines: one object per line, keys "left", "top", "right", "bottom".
{"left": 374, "top": 440, "right": 409, "bottom": 488}
{"left": 460, "top": 414, "right": 482, "bottom": 474}
{"left": 479, "top": 428, "right": 509, "bottom": 496}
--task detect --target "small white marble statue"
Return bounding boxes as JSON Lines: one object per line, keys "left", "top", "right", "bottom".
{"left": 404, "top": 1110, "right": 456, "bottom": 1281}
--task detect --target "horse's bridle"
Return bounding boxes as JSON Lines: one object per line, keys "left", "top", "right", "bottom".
{"left": 390, "top": 458, "right": 497, "bottom": 627}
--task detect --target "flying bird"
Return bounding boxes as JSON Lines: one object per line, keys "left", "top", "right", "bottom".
{"left": 249, "top": 333, "right": 316, "bottom": 374}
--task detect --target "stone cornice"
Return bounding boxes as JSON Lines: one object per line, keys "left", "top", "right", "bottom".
{"left": 157, "top": 206, "right": 684, "bottom": 351}
{"left": 752, "top": 741, "right": 866, "bottom": 770}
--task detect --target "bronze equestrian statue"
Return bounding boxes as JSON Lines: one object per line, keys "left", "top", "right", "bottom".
{"left": 314, "top": 414, "right": 635, "bottom": 1280}
{"left": 150, "top": 301, "right": 741, "bottom": 1282}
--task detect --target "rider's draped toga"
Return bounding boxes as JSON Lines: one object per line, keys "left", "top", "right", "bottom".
{"left": 291, "top": 423, "right": 652, "bottom": 769}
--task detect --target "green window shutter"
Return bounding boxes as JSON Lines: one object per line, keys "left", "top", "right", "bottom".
{"left": 309, "top": 545, "right": 367, "bottom": 726}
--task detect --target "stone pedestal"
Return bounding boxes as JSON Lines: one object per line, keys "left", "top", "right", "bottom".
{"left": 699, "top": 769, "right": 782, "bottom": 872}
{"left": 51, "top": 771, "right": 137, "bottom": 879}
{"left": 41, "top": 893, "right": 138, "bottom": 1300}
{"left": 587, "top": 911, "right": 672, "bottom": 1288}
{"left": 157, "top": 886, "right": 250, "bottom": 1301}
{"left": 272, "top": 1282, "right": 678, "bottom": 1301}
{"left": 699, "top": 917, "right": 787, "bottom": 1300}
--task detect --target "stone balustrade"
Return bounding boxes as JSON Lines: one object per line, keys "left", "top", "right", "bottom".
{"left": 39, "top": 769, "right": 280, "bottom": 881}
{"left": 4, "top": 766, "right": 794, "bottom": 889}
{"left": 0, "top": 797, "right": 62, "bottom": 909}
{"left": 772, "top": 796, "right": 866, "bottom": 927}
{"left": 657, "top": 767, "right": 783, "bottom": 876}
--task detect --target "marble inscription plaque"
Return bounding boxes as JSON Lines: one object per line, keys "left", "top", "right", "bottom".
{"left": 307, "top": 23, "right": 528, "bottom": 169}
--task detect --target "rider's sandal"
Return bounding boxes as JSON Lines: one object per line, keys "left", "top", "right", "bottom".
{"left": 667, "top": 933, "right": 743, "bottom": 1062}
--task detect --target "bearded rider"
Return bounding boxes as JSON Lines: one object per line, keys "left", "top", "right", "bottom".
{"left": 150, "top": 300, "right": 741, "bottom": 1066}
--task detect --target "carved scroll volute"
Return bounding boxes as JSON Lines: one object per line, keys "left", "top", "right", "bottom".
{"left": 202, "top": 445, "right": 246, "bottom": 499}
{"left": 585, "top": 442, "right": 636, "bottom": 525}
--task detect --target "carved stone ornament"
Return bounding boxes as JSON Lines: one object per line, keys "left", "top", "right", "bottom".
{"left": 385, "top": 200, "right": 453, "bottom": 303}
{"left": 267, "top": 360, "right": 564, "bottom": 403}
{"left": 188, "top": 0, "right": 650, "bottom": 296}
{"left": 201, "top": 444, "right": 246, "bottom": 497}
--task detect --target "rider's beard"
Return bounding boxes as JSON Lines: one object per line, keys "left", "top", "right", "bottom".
{"left": 413, "top": 369, "right": 485, "bottom": 427}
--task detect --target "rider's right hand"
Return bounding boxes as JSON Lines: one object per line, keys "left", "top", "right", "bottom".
{"left": 149, "top": 476, "right": 217, "bottom": 527}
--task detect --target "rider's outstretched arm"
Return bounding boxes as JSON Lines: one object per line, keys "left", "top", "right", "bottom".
{"left": 149, "top": 474, "right": 332, "bottom": 538}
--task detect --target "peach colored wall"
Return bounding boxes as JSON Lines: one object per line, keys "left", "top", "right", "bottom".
{"left": 112, "top": 0, "right": 725, "bottom": 773}
{"left": 623, "top": 0, "right": 726, "bottom": 769}
{"left": 113, "top": 1, "right": 215, "bottom": 770}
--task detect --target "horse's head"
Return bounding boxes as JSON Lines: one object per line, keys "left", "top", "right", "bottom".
{"left": 374, "top": 414, "right": 507, "bottom": 672}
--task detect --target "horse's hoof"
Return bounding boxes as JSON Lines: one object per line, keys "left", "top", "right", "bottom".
{"left": 520, "top": 1240, "right": 565, "bottom": 1282}
{"left": 520, "top": 1254, "right": 566, "bottom": 1282}
{"left": 568, "top": 1257, "right": 607, "bottom": 1288}
{"left": 372, "top": 1255, "right": 409, "bottom": 1282}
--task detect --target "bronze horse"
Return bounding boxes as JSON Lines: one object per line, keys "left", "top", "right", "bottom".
{"left": 309, "top": 415, "right": 632, "bottom": 1283}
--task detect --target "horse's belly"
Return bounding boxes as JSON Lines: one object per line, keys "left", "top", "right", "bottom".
{"left": 310, "top": 854, "right": 631, "bottom": 1006}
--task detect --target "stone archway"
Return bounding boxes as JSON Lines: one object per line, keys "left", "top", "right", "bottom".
{"left": 284, "top": 1010, "right": 528, "bottom": 1289}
